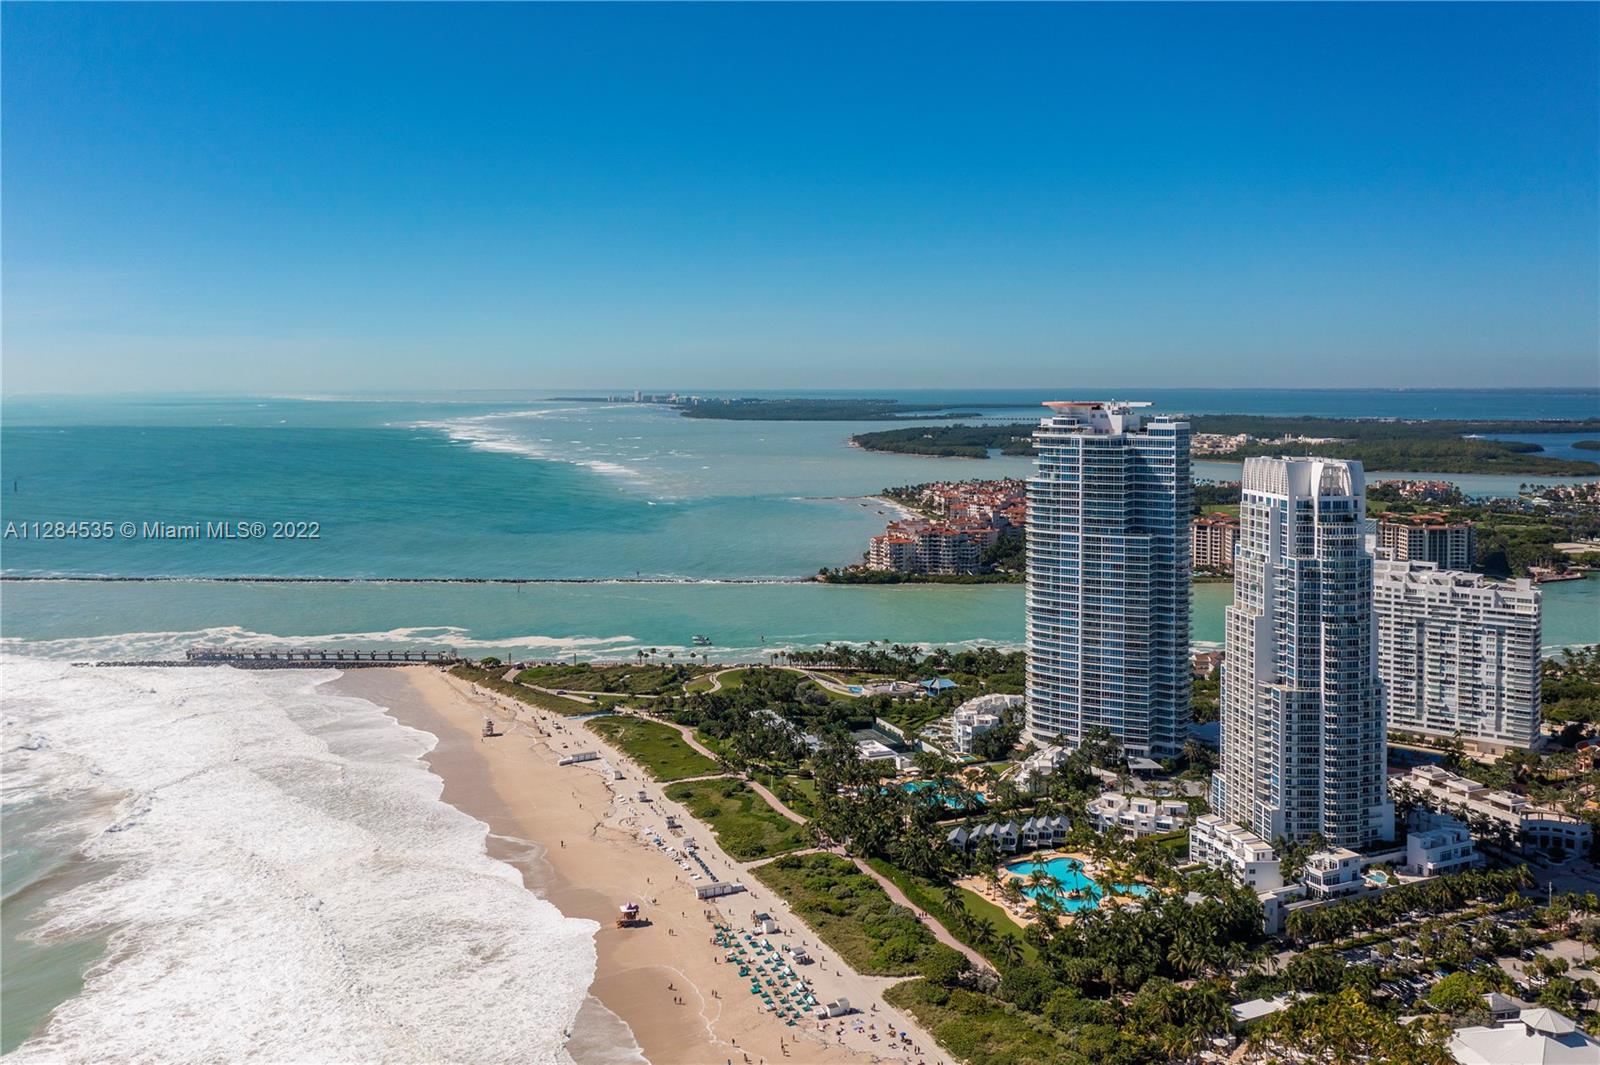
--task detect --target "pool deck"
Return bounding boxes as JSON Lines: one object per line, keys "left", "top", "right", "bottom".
{"left": 956, "top": 849, "right": 1116, "bottom": 928}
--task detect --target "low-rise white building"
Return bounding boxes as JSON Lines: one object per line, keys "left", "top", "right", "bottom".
{"left": 1393, "top": 765, "right": 1593, "bottom": 857}
{"left": 946, "top": 820, "right": 1021, "bottom": 854}
{"left": 1087, "top": 792, "right": 1191, "bottom": 837}
{"left": 952, "top": 709, "right": 1001, "bottom": 753}
{"left": 1448, "top": 1007, "right": 1600, "bottom": 1065}
{"left": 1189, "top": 814, "right": 1284, "bottom": 890}
{"left": 1014, "top": 745, "right": 1072, "bottom": 794}
{"left": 952, "top": 695, "right": 1017, "bottom": 754}
{"left": 1404, "top": 813, "right": 1482, "bottom": 877}
{"left": 1302, "top": 847, "right": 1365, "bottom": 899}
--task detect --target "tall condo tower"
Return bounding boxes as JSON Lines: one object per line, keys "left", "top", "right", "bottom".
{"left": 1025, "top": 401, "right": 1191, "bottom": 759}
{"left": 1373, "top": 559, "right": 1541, "bottom": 752}
{"left": 1213, "top": 457, "right": 1395, "bottom": 849}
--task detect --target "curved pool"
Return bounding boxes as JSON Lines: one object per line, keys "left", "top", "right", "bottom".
{"left": 1004, "top": 856, "right": 1151, "bottom": 912}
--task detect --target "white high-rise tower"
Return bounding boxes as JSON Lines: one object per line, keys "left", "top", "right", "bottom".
{"left": 1213, "top": 456, "right": 1394, "bottom": 849}
{"left": 1025, "top": 401, "right": 1191, "bottom": 759}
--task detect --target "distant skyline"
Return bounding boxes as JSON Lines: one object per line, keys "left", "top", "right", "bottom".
{"left": 3, "top": 3, "right": 1597, "bottom": 394}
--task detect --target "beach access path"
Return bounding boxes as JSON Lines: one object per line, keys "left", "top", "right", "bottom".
{"left": 370, "top": 667, "right": 951, "bottom": 1065}
{"left": 635, "top": 713, "right": 812, "bottom": 827}
{"left": 688, "top": 665, "right": 864, "bottom": 698}
{"left": 846, "top": 860, "right": 993, "bottom": 974}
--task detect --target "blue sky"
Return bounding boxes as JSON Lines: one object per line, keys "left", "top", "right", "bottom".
{"left": 3, "top": 3, "right": 1596, "bottom": 393}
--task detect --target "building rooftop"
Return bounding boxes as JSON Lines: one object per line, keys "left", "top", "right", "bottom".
{"left": 1448, "top": 1008, "right": 1599, "bottom": 1065}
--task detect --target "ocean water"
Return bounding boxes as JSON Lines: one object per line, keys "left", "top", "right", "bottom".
{"left": 4, "top": 391, "right": 1596, "bottom": 580}
{"left": 3, "top": 389, "right": 1597, "bottom": 1055}
{"left": 0, "top": 657, "right": 598, "bottom": 1061}
{"left": 2, "top": 573, "right": 1595, "bottom": 664}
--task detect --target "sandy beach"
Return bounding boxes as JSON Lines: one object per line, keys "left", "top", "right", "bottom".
{"left": 332, "top": 667, "right": 947, "bottom": 1065}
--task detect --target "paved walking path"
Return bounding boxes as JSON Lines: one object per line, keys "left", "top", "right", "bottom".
{"left": 617, "top": 704, "right": 987, "bottom": 979}
{"left": 642, "top": 714, "right": 811, "bottom": 826}
{"left": 848, "top": 857, "right": 995, "bottom": 974}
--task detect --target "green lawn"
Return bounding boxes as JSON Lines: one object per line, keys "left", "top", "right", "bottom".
{"left": 742, "top": 771, "right": 819, "bottom": 818}
{"left": 449, "top": 665, "right": 594, "bottom": 715}
{"left": 663, "top": 778, "right": 809, "bottom": 860}
{"left": 884, "top": 981, "right": 1075, "bottom": 1065}
{"left": 585, "top": 716, "right": 720, "bottom": 781}
{"left": 865, "top": 858, "right": 1037, "bottom": 967}
{"left": 751, "top": 853, "right": 953, "bottom": 976}
{"left": 684, "top": 667, "right": 755, "bottom": 694}
{"left": 516, "top": 662, "right": 707, "bottom": 695}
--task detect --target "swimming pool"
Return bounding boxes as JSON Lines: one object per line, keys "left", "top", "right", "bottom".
{"left": 1004, "top": 856, "right": 1151, "bottom": 912}
{"left": 901, "top": 780, "right": 985, "bottom": 808}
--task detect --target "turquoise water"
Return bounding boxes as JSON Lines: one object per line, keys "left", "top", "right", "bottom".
{"left": 4, "top": 392, "right": 1597, "bottom": 580}
{"left": 1, "top": 574, "right": 1592, "bottom": 662}
{"left": 901, "top": 780, "right": 985, "bottom": 808}
{"left": 1004, "top": 856, "right": 1151, "bottom": 912}
{"left": 0, "top": 389, "right": 1594, "bottom": 1050}
{"left": 0, "top": 392, "right": 1595, "bottom": 657}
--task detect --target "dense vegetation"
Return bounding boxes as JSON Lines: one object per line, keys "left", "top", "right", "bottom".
{"left": 583, "top": 715, "right": 720, "bottom": 780}
{"left": 850, "top": 423, "right": 1036, "bottom": 458}
{"left": 516, "top": 661, "right": 705, "bottom": 694}
{"left": 1283, "top": 866, "right": 1532, "bottom": 944}
{"left": 851, "top": 416, "right": 1600, "bottom": 473}
{"left": 882, "top": 980, "right": 1075, "bottom": 1065}
{"left": 750, "top": 852, "right": 962, "bottom": 976}
{"left": 1248, "top": 989, "right": 1455, "bottom": 1064}
{"left": 675, "top": 398, "right": 989, "bottom": 420}
{"left": 1544, "top": 646, "right": 1600, "bottom": 727}
{"left": 661, "top": 778, "right": 808, "bottom": 859}
{"left": 448, "top": 663, "right": 594, "bottom": 714}
{"left": 1227, "top": 434, "right": 1595, "bottom": 474}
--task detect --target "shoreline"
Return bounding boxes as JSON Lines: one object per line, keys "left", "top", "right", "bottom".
{"left": 333, "top": 666, "right": 947, "bottom": 1065}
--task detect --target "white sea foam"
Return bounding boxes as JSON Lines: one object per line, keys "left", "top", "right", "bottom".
{"left": 3, "top": 657, "right": 597, "bottom": 1064}
{"left": 415, "top": 411, "right": 650, "bottom": 484}
{"left": 0, "top": 625, "right": 639, "bottom": 663}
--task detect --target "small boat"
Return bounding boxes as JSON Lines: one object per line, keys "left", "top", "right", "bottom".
{"left": 692, "top": 634, "right": 711, "bottom": 646}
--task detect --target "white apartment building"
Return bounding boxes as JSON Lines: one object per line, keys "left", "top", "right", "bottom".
{"left": 1026, "top": 401, "right": 1192, "bottom": 758}
{"left": 1393, "top": 765, "right": 1592, "bottom": 857}
{"left": 1404, "top": 812, "right": 1481, "bottom": 877}
{"left": 951, "top": 693, "right": 1022, "bottom": 754}
{"left": 1374, "top": 560, "right": 1541, "bottom": 751}
{"left": 1087, "top": 792, "right": 1191, "bottom": 837}
{"left": 1188, "top": 813, "right": 1284, "bottom": 890}
{"left": 1212, "top": 457, "right": 1395, "bottom": 850}
{"left": 1301, "top": 847, "right": 1365, "bottom": 899}
{"left": 953, "top": 709, "right": 1000, "bottom": 753}
{"left": 1013, "top": 745, "right": 1072, "bottom": 794}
